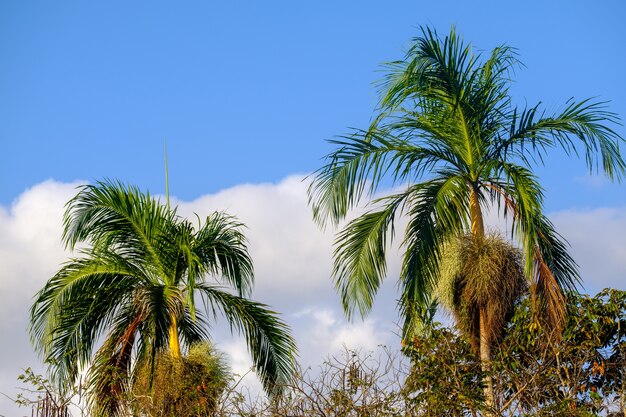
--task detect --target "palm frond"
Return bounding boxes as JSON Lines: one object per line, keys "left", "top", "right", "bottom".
{"left": 29, "top": 256, "right": 139, "bottom": 386}
{"left": 309, "top": 129, "right": 413, "bottom": 226}
{"left": 503, "top": 99, "right": 625, "bottom": 180}
{"left": 332, "top": 192, "right": 406, "bottom": 319}
{"left": 399, "top": 176, "right": 469, "bottom": 337}
{"left": 62, "top": 179, "right": 176, "bottom": 278}
{"left": 526, "top": 214, "right": 580, "bottom": 331}
{"left": 196, "top": 284, "right": 297, "bottom": 395}
{"left": 484, "top": 161, "right": 545, "bottom": 237}
{"left": 381, "top": 26, "right": 475, "bottom": 110}
{"left": 193, "top": 211, "right": 254, "bottom": 297}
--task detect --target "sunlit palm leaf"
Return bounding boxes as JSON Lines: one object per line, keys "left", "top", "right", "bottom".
{"left": 196, "top": 283, "right": 297, "bottom": 394}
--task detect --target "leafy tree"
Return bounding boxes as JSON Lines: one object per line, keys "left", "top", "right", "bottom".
{"left": 308, "top": 26, "right": 625, "bottom": 409}
{"left": 29, "top": 180, "right": 297, "bottom": 416}
{"left": 402, "top": 325, "right": 484, "bottom": 416}
{"left": 403, "top": 289, "right": 626, "bottom": 416}
{"left": 496, "top": 289, "right": 626, "bottom": 416}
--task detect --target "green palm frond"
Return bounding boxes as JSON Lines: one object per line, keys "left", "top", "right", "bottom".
{"left": 194, "top": 211, "right": 254, "bottom": 297}
{"left": 502, "top": 99, "right": 625, "bottom": 180}
{"left": 399, "top": 177, "right": 469, "bottom": 336}
{"left": 61, "top": 180, "right": 180, "bottom": 292}
{"left": 308, "top": 129, "right": 410, "bottom": 226}
{"left": 196, "top": 283, "right": 297, "bottom": 394}
{"left": 30, "top": 256, "right": 139, "bottom": 385}
{"left": 332, "top": 195, "right": 402, "bottom": 319}
{"left": 484, "top": 161, "right": 545, "bottom": 234}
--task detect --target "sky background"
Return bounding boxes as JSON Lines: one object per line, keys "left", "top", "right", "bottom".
{"left": 1, "top": 1, "right": 626, "bottom": 415}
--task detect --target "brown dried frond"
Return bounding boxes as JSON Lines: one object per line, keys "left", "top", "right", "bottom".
{"left": 532, "top": 247, "right": 567, "bottom": 337}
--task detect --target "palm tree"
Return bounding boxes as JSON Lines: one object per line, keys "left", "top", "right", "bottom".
{"left": 309, "top": 26, "right": 625, "bottom": 410}
{"left": 30, "top": 180, "right": 297, "bottom": 416}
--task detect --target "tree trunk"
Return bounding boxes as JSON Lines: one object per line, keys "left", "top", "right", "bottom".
{"left": 479, "top": 307, "right": 495, "bottom": 415}
{"left": 470, "top": 187, "right": 495, "bottom": 414}
{"left": 469, "top": 187, "right": 484, "bottom": 237}
{"left": 168, "top": 315, "right": 181, "bottom": 359}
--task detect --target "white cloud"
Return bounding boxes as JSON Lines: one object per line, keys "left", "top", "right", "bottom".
{"left": 290, "top": 307, "right": 394, "bottom": 363}
{"left": 0, "top": 181, "right": 79, "bottom": 309}
{"left": 0, "top": 180, "right": 81, "bottom": 414}
{"left": 1, "top": 176, "right": 623, "bottom": 415}
{"left": 175, "top": 175, "right": 336, "bottom": 307}
{"left": 551, "top": 207, "right": 626, "bottom": 293}
{"left": 573, "top": 174, "right": 610, "bottom": 189}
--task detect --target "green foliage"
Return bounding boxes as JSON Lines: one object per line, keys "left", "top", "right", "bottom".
{"left": 131, "top": 342, "right": 230, "bottom": 417}
{"left": 403, "top": 289, "right": 626, "bottom": 416}
{"left": 496, "top": 289, "right": 626, "bottom": 416}
{"left": 403, "top": 327, "right": 484, "bottom": 416}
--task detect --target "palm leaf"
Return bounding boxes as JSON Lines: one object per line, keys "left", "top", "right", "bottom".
{"left": 196, "top": 283, "right": 297, "bottom": 394}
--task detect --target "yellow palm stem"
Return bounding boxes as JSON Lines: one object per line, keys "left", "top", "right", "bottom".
{"left": 168, "top": 315, "right": 181, "bottom": 359}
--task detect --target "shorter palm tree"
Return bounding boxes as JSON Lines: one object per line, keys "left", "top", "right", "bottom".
{"left": 29, "top": 180, "right": 297, "bottom": 416}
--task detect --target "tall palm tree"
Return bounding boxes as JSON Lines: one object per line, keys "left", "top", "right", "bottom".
{"left": 309, "top": 26, "right": 624, "bottom": 409}
{"left": 30, "top": 180, "right": 297, "bottom": 416}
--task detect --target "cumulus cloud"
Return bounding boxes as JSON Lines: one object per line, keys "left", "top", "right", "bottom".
{"left": 551, "top": 207, "right": 626, "bottom": 292}
{"left": 0, "top": 176, "right": 398, "bottom": 415}
{"left": 0, "top": 180, "right": 82, "bottom": 414}
{"left": 573, "top": 174, "right": 610, "bottom": 189}
{"left": 175, "top": 175, "right": 336, "bottom": 307}
{"left": 0, "top": 176, "right": 623, "bottom": 415}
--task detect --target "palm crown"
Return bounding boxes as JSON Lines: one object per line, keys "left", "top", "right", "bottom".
{"left": 309, "top": 26, "right": 625, "bottom": 338}
{"left": 30, "top": 180, "right": 297, "bottom": 415}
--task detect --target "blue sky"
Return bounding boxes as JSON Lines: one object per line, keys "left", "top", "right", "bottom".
{"left": 2, "top": 1, "right": 625, "bottom": 209}
{"left": 1, "top": 1, "right": 626, "bottom": 414}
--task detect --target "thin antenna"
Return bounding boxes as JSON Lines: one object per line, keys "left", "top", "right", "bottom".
{"left": 164, "top": 139, "right": 170, "bottom": 209}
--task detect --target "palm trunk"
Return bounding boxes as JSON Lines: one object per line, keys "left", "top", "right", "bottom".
{"left": 469, "top": 187, "right": 484, "bottom": 237}
{"left": 168, "top": 315, "right": 181, "bottom": 359}
{"left": 470, "top": 187, "right": 495, "bottom": 414}
{"left": 479, "top": 307, "right": 495, "bottom": 414}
